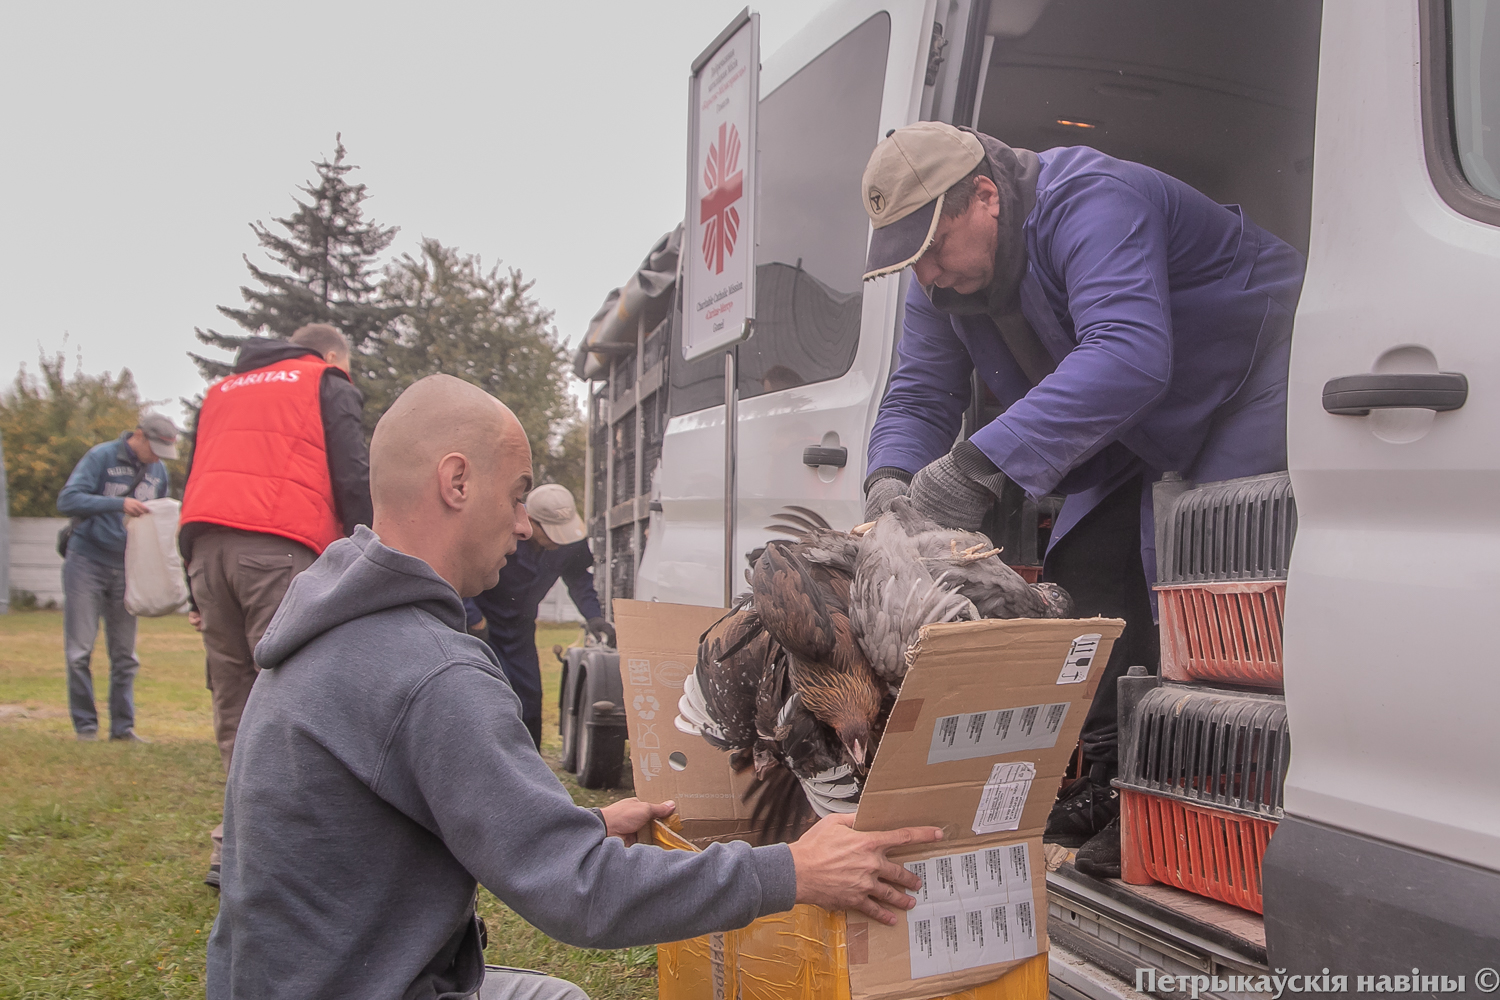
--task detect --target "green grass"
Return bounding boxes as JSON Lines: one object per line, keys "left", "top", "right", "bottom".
{"left": 0, "top": 611, "right": 652, "bottom": 1000}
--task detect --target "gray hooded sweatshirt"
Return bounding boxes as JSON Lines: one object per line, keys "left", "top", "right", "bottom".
{"left": 206, "top": 526, "right": 797, "bottom": 1000}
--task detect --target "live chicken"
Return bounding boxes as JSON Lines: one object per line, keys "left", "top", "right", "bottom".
{"left": 675, "top": 503, "right": 1075, "bottom": 841}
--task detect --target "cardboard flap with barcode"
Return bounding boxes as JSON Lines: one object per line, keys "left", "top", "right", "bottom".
{"left": 848, "top": 616, "right": 1125, "bottom": 1000}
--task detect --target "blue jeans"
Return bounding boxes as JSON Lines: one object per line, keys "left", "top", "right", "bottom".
{"left": 63, "top": 551, "right": 138, "bottom": 737}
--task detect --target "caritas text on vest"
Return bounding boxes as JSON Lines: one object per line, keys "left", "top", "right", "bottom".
{"left": 219, "top": 370, "right": 304, "bottom": 392}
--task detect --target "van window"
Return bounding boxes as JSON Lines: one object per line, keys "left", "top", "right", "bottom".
{"left": 1451, "top": 0, "right": 1500, "bottom": 199}
{"left": 670, "top": 13, "right": 891, "bottom": 415}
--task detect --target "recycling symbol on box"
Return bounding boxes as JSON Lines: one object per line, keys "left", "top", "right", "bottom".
{"left": 633, "top": 692, "right": 660, "bottom": 720}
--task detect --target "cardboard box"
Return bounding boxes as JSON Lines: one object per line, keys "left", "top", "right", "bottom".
{"left": 650, "top": 819, "right": 1050, "bottom": 1000}
{"left": 615, "top": 599, "right": 1124, "bottom": 1000}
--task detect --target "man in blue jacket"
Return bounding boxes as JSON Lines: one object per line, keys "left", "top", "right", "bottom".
{"left": 56, "top": 412, "right": 178, "bottom": 741}
{"left": 858, "top": 123, "right": 1304, "bottom": 874}
{"left": 464, "top": 483, "right": 612, "bottom": 749}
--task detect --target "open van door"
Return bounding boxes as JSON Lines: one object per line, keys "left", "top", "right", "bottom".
{"left": 1268, "top": 0, "right": 1500, "bottom": 973}
{"left": 641, "top": 0, "right": 985, "bottom": 605}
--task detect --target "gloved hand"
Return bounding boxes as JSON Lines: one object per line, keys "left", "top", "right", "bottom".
{"left": 587, "top": 616, "right": 616, "bottom": 647}
{"left": 907, "top": 442, "right": 1008, "bottom": 532}
{"left": 862, "top": 475, "right": 910, "bottom": 522}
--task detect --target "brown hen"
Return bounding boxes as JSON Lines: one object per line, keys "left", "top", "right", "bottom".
{"left": 751, "top": 520, "right": 885, "bottom": 773}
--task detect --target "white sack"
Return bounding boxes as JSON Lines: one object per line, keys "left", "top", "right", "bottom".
{"left": 125, "top": 497, "right": 190, "bottom": 617}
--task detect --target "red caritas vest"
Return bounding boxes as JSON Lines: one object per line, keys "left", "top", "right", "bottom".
{"left": 181, "top": 357, "right": 343, "bottom": 554}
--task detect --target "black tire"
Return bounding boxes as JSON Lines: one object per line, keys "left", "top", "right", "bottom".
{"left": 560, "top": 668, "right": 581, "bottom": 773}
{"left": 576, "top": 719, "right": 626, "bottom": 790}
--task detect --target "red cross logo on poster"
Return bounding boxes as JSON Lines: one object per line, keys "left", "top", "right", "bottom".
{"left": 699, "top": 122, "right": 743, "bottom": 275}
{"left": 682, "top": 12, "right": 756, "bottom": 362}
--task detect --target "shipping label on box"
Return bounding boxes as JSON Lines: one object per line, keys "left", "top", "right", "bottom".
{"left": 902, "top": 840, "right": 1039, "bottom": 978}
{"left": 849, "top": 617, "right": 1123, "bottom": 1000}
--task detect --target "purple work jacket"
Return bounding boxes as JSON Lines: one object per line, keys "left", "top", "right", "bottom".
{"left": 867, "top": 146, "right": 1306, "bottom": 579}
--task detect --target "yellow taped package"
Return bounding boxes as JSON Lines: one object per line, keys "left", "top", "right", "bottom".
{"left": 616, "top": 600, "right": 1124, "bottom": 1000}
{"left": 653, "top": 820, "right": 1050, "bottom": 1000}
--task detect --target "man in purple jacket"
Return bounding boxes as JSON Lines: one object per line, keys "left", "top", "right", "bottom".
{"left": 858, "top": 123, "right": 1304, "bottom": 875}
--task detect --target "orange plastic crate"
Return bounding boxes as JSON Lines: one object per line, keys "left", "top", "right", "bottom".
{"left": 1012, "top": 565, "right": 1042, "bottom": 585}
{"left": 1156, "top": 580, "right": 1285, "bottom": 689}
{"left": 1119, "top": 788, "right": 1277, "bottom": 914}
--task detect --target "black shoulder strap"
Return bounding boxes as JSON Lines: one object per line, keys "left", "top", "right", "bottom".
{"left": 126, "top": 459, "right": 150, "bottom": 499}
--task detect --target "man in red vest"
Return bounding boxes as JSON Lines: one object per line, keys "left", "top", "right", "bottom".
{"left": 180, "top": 322, "right": 372, "bottom": 889}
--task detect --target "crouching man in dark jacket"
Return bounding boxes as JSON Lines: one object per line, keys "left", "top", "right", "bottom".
{"left": 206, "top": 374, "right": 941, "bottom": 1000}
{"left": 464, "top": 482, "right": 611, "bottom": 749}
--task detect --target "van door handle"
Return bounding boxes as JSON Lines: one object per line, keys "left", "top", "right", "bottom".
{"left": 802, "top": 446, "right": 848, "bottom": 468}
{"left": 1321, "top": 373, "right": 1468, "bottom": 415}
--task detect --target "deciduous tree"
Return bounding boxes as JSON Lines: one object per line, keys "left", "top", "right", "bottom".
{"left": 365, "top": 239, "right": 577, "bottom": 481}
{"left": 0, "top": 352, "right": 186, "bottom": 516}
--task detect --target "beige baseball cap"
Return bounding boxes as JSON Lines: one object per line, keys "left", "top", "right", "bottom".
{"left": 526, "top": 483, "right": 587, "bottom": 545}
{"left": 861, "top": 121, "right": 986, "bottom": 280}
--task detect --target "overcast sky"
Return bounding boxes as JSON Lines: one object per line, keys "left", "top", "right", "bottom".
{"left": 0, "top": 1, "right": 830, "bottom": 424}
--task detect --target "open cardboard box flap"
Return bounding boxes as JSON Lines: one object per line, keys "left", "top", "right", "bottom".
{"left": 613, "top": 600, "right": 760, "bottom": 825}
{"left": 848, "top": 616, "right": 1123, "bottom": 1000}
{"left": 615, "top": 599, "right": 1124, "bottom": 1000}
{"left": 856, "top": 617, "right": 1123, "bottom": 846}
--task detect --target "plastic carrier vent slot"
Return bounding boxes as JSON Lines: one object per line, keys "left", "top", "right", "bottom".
{"left": 1117, "top": 685, "right": 1290, "bottom": 914}
{"left": 1157, "top": 471, "right": 1297, "bottom": 585}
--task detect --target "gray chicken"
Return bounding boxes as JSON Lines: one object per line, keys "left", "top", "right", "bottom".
{"left": 887, "top": 496, "right": 1075, "bottom": 619}
{"left": 849, "top": 511, "right": 979, "bottom": 684}
{"left": 851, "top": 496, "right": 1075, "bottom": 683}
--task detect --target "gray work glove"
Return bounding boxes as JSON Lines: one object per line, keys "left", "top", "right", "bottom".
{"left": 587, "top": 616, "right": 616, "bottom": 647}
{"left": 907, "top": 442, "right": 1009, "bottom": 532}
{"left": 862, "top": 474, "right": 910, "bottom": 522}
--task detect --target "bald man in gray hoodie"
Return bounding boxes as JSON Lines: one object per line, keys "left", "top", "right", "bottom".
{"left": 206, "top": 375, "right": 940, "bottom": 1000}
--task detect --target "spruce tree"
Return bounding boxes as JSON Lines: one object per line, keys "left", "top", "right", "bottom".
{"left": 190, "top": 135, "right": 397, "bottom": 381}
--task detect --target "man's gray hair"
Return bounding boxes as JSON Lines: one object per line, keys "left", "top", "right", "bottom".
{"left": 940, "top": 160, "right": 992, "bottom": 220}
{"left": 289, "top": 323, "right": 350, "bottom": 358}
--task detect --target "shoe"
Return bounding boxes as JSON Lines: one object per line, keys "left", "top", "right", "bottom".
{"left": 1044, "top": 773, "right": 1119, "bottom": 848}
{"left": 110, "top": 730, "right": 150, "bottom": 743}
{"left": 204, "top": 864, "right": 221, "bottom": 890}
{"left": 75, "top": 729, "right": 98, "bottom": 742}
{"left": 1074, "top": 816, "right": 1122, "bottom": 879}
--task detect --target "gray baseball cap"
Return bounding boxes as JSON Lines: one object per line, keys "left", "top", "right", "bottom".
{"left": 861, "top": 122, "right": 986, "bottom": 280}
{"left": 138, "top": 412, "right": 181, "bottom": 460}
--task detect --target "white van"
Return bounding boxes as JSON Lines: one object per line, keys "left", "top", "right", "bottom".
{"left": 572, "top": 1, "right": 1500, "bottom": 993}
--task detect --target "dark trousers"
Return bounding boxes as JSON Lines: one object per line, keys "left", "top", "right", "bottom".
{"left": 485, "top": 618, "right": 543, "bottom": 750}
{"left": 187, "top": 529, "right": 317, "bottom": 772}
{"left": 1044, "top": 475, "right": 1160, "bottom": 772}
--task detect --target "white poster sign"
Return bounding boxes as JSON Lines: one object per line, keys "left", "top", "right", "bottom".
{"left": 682, "top": 10, "right": 758, "bottom": 361}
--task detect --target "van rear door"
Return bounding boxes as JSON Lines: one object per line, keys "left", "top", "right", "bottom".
{"left": 1269, "top": 0, "right": 1500, "bottom": 971}
{"left": 641, "top": 0, "right": 960, "bottom": 605}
